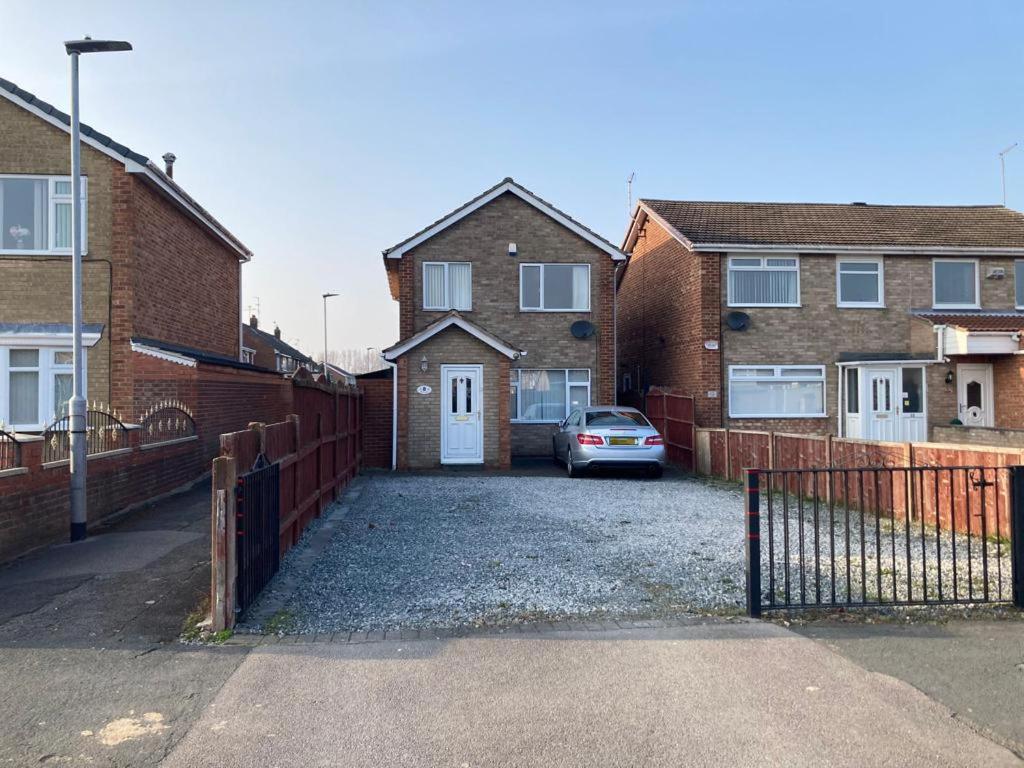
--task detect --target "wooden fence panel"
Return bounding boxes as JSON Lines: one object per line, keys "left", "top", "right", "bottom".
{"left": 642, "top": 388, "right": 695, "bottom": 471}
{"left": 728, "top": 431, "right": 771, "bottom": 483}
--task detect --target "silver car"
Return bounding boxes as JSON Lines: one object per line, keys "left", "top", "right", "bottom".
{"left": 552, "top": 406, "right": 666, "bottom": 478}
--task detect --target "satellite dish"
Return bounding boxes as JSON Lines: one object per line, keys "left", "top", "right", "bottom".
{"left": 570, "top": 320, "right": 595, "bottom": 339}
{"left": 726, "top": 311, "right": 750, "bottom": 331}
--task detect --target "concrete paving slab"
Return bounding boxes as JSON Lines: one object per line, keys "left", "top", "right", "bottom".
{"left": 163, "top": 622, "right": 1021, "bottom": 768}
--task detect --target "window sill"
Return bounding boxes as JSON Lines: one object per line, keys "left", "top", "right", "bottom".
{"left": 931, "top": 304, "right": 981, "bottom": 311}
{"left": 726, "top": 303, "right": 801, "bottom": 309}
{"left": 0, "top": 251, "right": 83, "bottom": 257}
{"left": 423, "top": 308, "right": 472, "bottom": 312}
{"left": 511, "top": 420, "right": 563, "bottom": 425}
{"left": 519, "top": 308, "right": 591, "bottom": 313}
{"left": 837, "top": 303, "right": 886, "bottom": 309}
{"left": 728, "top": 414, "right": 829, "bottom": 419}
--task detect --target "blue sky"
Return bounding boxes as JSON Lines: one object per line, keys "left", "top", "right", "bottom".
{"left": 3, "top": 1, "right": 1022, "bottom": 354}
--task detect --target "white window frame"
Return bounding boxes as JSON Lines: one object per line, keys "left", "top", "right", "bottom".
{"left": 241, "top": 346, "right": 256, "bottom": 365}
{"left": 726, "top": 254, "right": 801, "bottom": 307}
{"left": 836, "top": 255, "right": 885, "bottom": 308}
{"left": 510, "top": 368, "right": 591, "bottom": 423}
{"left": 932, "top": 258, "right": 980, "bottom": 310}
{"left": 518, "top": 263, "right": 591, "bottom": 312}
{"left": 0, "top": 174, "right": 88, "bottom": 256}
{"left": 0, "top": 346, "right": 85, "bottom": 431}
{"left": 727, "top": 364, "right": 827, "bottom": 419}
{"left": 422, "top": 261, "right": 472, "bottom": 311}
{"left": 1015, "top": 260, "right": 1024, "bottom": 310}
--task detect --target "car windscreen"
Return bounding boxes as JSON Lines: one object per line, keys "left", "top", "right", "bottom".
{"left": 585, "top": 410, "right": 651, "bottom": 427}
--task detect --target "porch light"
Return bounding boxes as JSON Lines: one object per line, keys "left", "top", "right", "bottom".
{"left": 420, "top": 355, "right": 428, "bottom": 373}
{"left": 945, "top": 370, "right": 954, "bottom": 385}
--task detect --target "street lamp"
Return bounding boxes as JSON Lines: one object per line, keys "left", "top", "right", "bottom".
{"left": 64, "top": 37, "right": 132, "bottom": 542}
{"left": 322, "top": 292, "right": 339, "bottom": 381}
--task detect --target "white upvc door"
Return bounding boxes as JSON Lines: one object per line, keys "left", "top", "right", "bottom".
{"left": 867, "top": 369, "right": 898, "bottom": 441}
{"left": 441, "top": 365, "right": 483, "bottom": 464}
{"left": 957, "top": 363, "right": 994, "bottom": 427}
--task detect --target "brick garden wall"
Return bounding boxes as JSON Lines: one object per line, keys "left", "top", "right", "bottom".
{"left": 0, "top": 431, "right": 204, "bottom": 564}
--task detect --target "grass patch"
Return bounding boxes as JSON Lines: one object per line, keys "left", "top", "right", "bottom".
{"left": 264, "top": 609, "right": 296, "bottom": 635}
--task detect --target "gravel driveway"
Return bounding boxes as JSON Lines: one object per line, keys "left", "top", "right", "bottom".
{"left": 241, "top": 472, "right": 750, "bottom": 633}
{"left": 238, "top": 471, "right": 1015, "bottom": 634}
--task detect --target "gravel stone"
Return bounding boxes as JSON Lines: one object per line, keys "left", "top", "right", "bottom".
{"left": 238, "top": 473, "right": 1013, "bottom": 635}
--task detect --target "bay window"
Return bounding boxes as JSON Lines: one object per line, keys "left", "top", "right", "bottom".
{"left": 0, "top": 175, "right": 87, "bottom": 254}
{"left": 423, "top": 262, "right": 472, "bottom": 311}
{"left": 520, "top": 264, "right": 590, "bottom": 311}
{"left": 510, "top": 369, "right": 590, "bottom": 422}
{"left": 727, "top": 255, "right": 799, "bottom": 306}
{"left": 932, "top": 259, "right": 979, "bottom": 309}
{"left": 1, "top": 347, "right": 80, "bottom": 430}
{"left": 728, "top": 365, "right": 826, "bottom": 418}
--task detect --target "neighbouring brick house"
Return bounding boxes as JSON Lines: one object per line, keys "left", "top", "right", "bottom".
{"left": 0, "top": 76, "right": 252, "bottom": 431}
{"left": 381, "top": 178, "right": 624, "bottom": 469}
{"left": 617, "top": 199, "right": 1024, "bottom": 443}
{"left": 242, "top": 316, "right": 314, "bottom": 374}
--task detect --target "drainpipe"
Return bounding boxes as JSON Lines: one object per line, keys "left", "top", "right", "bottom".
{"left": 613, "top": 261, "right": 624, "bottom": 405}
{"left": 381, "top": 354, "right": 398, "bottom": 470}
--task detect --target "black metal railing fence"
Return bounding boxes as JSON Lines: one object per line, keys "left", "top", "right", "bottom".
{"left": 42, "top": 408, "right": 130, "bottom": 463}
{"left": 745, "top": 465, "right": 1024, "bottom": 616}
{"left": 235, "top": 455, "right": 281, "bottom": 614}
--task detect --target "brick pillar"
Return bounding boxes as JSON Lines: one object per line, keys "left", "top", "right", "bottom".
{"left": 109, "top": 170, "right": 136, "bottom": 416}
{"left": 396, "top": 357, "right": 409, "bottom": 470}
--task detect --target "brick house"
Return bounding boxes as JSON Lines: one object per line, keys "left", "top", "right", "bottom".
{"left": 617, "top": 199, "right": 1024, "bottom": 442}
{"left": 381, "top": 178, "right": 625, "bottom": 469}
{"left": 242, "top": 316, "right": 314, "bottom": 374}
{"left": 0, "top": 76, "right": 251, "bottom": 430}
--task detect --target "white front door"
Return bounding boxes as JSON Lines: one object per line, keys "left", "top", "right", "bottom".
{"left": 957, "top": 363, "right": 994, "bottom": 427}
{"left": 867, "top": 369, "right": 898, "bottom": 441}
{"left": 441, "top": 365, "right": 483, "bottom": 464}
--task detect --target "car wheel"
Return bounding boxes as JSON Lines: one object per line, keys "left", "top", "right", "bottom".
{"left": 567, "top": 449, "right": 580, "bottom": 478}
{"left": 647, "top": 464, "right": 663, "bottom": 479}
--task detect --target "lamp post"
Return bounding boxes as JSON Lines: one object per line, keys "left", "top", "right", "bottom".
{"left": 64, "top": 37, "right": 132, "bottom": 542}
{"left": 322, "top": 292, "right": 339, "bottom": 381}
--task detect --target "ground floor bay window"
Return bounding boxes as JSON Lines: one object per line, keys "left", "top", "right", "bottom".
{"left": 510, "top": 369, "right": 591, "bottom": 422}
{"left": 0, "top": 347, "right": 80, "bottom": 431}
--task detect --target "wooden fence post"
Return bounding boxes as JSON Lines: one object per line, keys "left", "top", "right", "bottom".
{"left": 724, "top": 428, "right": 732, "bottom": 481}
{"left": 211, "top": 455, "right": 237, "bottom": 632}
{"left": 248, "top": 421, "right": 266, "bottom": 459}
{"left": 767, "top": 432, "right": 775, "bottom": 470}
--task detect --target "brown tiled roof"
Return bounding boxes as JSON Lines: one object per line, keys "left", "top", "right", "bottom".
{"left": 641, "top": 199, "right": 1024, "bottom": 250}
{"left": 913, "top": 312, "right": 1024, "bottom": 332}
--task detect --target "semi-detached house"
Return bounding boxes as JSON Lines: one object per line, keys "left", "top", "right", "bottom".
{"left": 617, "top": 199, "right": 1024, "bottom": 443}
{"left": 0, "top": 76, "right": 252, "bottom": 431}
{"left": 381, "top": 178, "right": 624, "bottom": 469}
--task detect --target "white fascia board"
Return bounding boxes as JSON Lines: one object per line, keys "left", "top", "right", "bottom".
{"left": 0, "top": 89, "right": 252, "bottom": 263}
{"left": 383, "top": 316, "right": 522, "bottom": 361}
{"left": 130, "top": 341, "right": 197, "bottom": 367}
{"left": 386, "top": 181, "right": 626, "bottom": 261}
{"left": 694, "top": 242, "right": 1024, "bottom": 256}
{"left": 0, "top": 331, "right": 101, "bottom": 347}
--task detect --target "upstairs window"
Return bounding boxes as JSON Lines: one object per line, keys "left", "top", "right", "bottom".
{"left": 837, "top": 257, "right": 884, "bottom": 307}
{"left": 1015, "top": 261, "right": 1024, "bottom": 309}
{"left": 727, "top": 255, "right": 799, "bottom": 306}
{"left": 0, "top": 175, "right": 87, "bottom": 254}
{"left": 520, "top": 264, "right": 590, "bottom": 311}
{"left": 423, "top": 262, "right": 472, "bottom": 311}
{"left": 932, "top": 259, "right": 979, "bottom": 309}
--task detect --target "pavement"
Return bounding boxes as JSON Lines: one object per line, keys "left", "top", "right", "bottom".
{"left": 163, "top": 621, "right": 1020, "bottom": 768}
{"left": 0, "top": 481, "right": 249, "bottom": 768}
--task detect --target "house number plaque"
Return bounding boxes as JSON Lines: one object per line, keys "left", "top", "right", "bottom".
{"left": 416, "top": 385, "right": 432, "bottom": 395}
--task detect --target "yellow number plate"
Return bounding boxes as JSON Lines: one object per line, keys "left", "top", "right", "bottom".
{"left": 609, "top": 437, "right": 637, "bottom": 446}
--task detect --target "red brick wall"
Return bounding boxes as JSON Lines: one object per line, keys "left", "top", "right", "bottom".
{"left": 359, "top": 375, "right": 394, "bottom": 468}
{"left": 128, "top": 175, "right": 241, "bottom": 358}
{"left": 0, "top": 433, "right": 204, "bottom": 564}
{"left": 130, "top": 352, "right": 199, "bottom": 422}
{"left": 617, "top": 216, "right": 722, "bottom": 426}
{"left": 195, "top": 363, "right": 293, "bottom": 461}
{"left": 994, "top": 356, "right": 1024, "bottom": 429}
